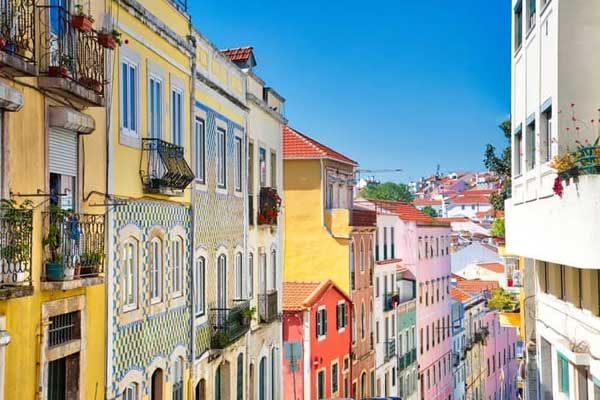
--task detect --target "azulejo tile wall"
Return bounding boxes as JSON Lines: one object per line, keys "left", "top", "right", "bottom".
{"left": 110, "top": 199, "right": 192, "bottom": 394}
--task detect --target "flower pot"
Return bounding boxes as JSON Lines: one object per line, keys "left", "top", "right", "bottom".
{"left": 97, "top": 33, "right": 117, "bottom": 50}
{"left": 48, "top": 66, "right": 70, "bottom": 78}
{"left": 80, "top": 265, "right": 98, "bottom": 277}
{"left": 71, "top": 15, "right": 93, "bottom": 32}
{"left": 80, "top": 77, "right": 102, "bottom": 92}
{"left": 46, "top": 262, "right": 69, "bottom": 281}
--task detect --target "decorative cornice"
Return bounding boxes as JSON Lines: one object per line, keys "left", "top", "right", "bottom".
{"left": 247, "top": 93, "right": 287, "bottom": 124}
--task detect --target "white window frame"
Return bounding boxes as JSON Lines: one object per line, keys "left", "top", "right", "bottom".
{"left": 123, "top": 383, "right": 138, "bottom": 400}
{"left": 317, "top": 305, "right": 327, "bottom": 340}
{"left": 120, "top": 50, "right": 140, "bottom": 138}
{"left": 171, "top": 236, "right": 184, "bottom": 297}
{"left": 331, "top": 360, "right": 339, "bottom": 395}
{"left": 217, "top": 126, "right": 227, "bottom": 189}
{"left": 122, "top": 239, "right": 139, "bottom": 312}
{"left": 248, "top": 252, "right": 254, "bottom": 299}
{"left": 234, "top": 135, "right": 243, "bottom": 192}
{"left": 195, "top": 117, "right": 206, "bottom": 184}
{"left": 147, "top": 67, "right": 164, "bottom": 140}
{"left": 337, "top": 300, "right": 348, "bottom": 332}
{"left": 234, "top": 251, "right": 243, "bottom": 300}
{"left": 195, "top": 256, "right": 206, "bottom": 317}
{"left": 150, "top": 237, "right": 163, "bottom": 304}
{"left": 270, "top": 248, "right": 277, "bottom": 291}
{"left": 171, "top": 85, "right": 184, "bottom": 146}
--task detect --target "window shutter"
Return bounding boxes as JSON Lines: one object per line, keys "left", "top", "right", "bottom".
{"left": 336, "top": 305, "right": 340, "bottom": 330}
{"left": 316, "top": 311, "right": 321, "bottom": 337}
{"left": 49, "top": 128, "right": 78, "bottom": 177}
{"left": 323, "top": 310, "right": 327, "bottom": 334}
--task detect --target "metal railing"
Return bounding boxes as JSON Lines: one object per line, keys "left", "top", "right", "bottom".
{"left": 209, "top": 300, "right": 251, "bottom": 349}
{"left": 140, "top": 138, "right": 194, "bottom": 194}
{"left": 258, "top": 290, "right": 278, "bottom": 324}
{"left": 0, "top": 207, "right": 32, "bottom": 287}
{"left": 385, "top": 339, "right": 396, "bottom": 361}
{"left": 37, "top": 5, "right": 105, "bottom": 94}
{"left": 42, "top": 211, "right": 105, "bottom": 281}
{"left": 0, "top": 0, "right": 36, "bottom": 63}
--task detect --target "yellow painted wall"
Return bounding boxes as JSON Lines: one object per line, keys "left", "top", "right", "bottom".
{"left": 283, "top": 159, "right": 351, "bottom": 294}
{"left": 195, "top": 90, "right": 246, "bottom": 127}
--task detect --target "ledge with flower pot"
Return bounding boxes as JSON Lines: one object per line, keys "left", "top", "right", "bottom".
{"left": 257, "top": 187, "right": 281, "bottom": 227}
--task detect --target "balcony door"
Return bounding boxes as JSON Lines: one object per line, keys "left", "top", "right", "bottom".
{"left": 217, "top": 254, "right": 227, "bottom": 324}
{"left": 49, "top": 128, "right": 78, "bottom": 210}
{"left": 48, "top": 0, "right": 73, "bottom": 69}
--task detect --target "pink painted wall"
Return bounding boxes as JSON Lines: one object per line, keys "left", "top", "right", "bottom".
{"left": 283, "top": 311, "right": 305, "bottom": 400}
{"left": 483, "top": 310, "right": 519, "bottom": 400}
{"left": 394, "top": 217, "right": 453, "bottom": 400}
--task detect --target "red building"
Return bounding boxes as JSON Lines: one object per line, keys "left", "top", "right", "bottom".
{"left": 283, "top": 280, "right": 353, "bottom": 400}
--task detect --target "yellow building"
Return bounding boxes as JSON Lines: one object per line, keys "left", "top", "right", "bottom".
{"left": 282, "top": 125, "right": 357, "bottom": 294}
{"left": 0, "top": 1, "right": 109, "bottom": 399}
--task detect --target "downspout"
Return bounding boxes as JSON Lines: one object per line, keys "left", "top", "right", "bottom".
{"left": 243, "top": 77, "right": 250, "bottom": 400}
{"left": 188, "top": 26, "right": 197, "bottom": 394}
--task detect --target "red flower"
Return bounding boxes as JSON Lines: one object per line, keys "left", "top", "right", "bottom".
{"left": 553, "top": 176, "right": 564, "bottom": 198}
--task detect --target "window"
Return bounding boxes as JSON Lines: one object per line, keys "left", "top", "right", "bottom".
{"left": 390, "top": 227, "right": 395, "bottom": 258}
{"left": 560, "top": 264, "right": 566, "bottom": 300}
{"left": 195, "top": 118, "right": 206, "bottom": 183}
{"left": 173, "top": 357, "right": 184, "bottom": 400}
{"left": 195, "top": 257, "right": 205, "bottom": 316}
{"left": 217, "top": 128, "right": 227, "bottom": 188}
{"left": 123, "top": 239, "right": 138, "bottom": 311}
{"left": 172, "top": 237, "right": 183, "bottom": 296}
{"left": 217, "top": 254, "right": 227, "bottom": 310}
{"left": 248, "top": 253, "right": 254, "bottom": 299}
{"left": 270, "top": 249, "right": 277, "bottom": 291}
{"left": 149, "top": 76, "right": 163, "bottom": 139}
{"left": 317, "top": 370, "right": 325, "bottom": 399}
{"left": 259, "top": 147, "right": 267, "bottom": 187}
{"left": 359, "top": 240, "right": 365, "bottom": 272}
{"left": 527, "top": 0, "right": 536, "bottom": 31}
{"left": 150, "top": 238, "right": 162, "bottom": 303}
{"left": 123, "top": 384, "right": 138, "bottom": 400}
{"left": 514, "top": 129, "right": 523, "bottom": 175}
{"left": 383, "top": 228, "right": 388, "bottom": 259}
{"left": 235, "top": 136, "right": 242, "bottom": 192}
{"left": 270, "top": 150, "right": 277, "bottom": 188}
{"left": 237, "top": 353, "right": 244, "bottom": 400}
{"left": 526, "top": 119, "right": 536, "bottom": 171}
{"left": 271, "top": 348, "right": 277, "bottom": 400}
{"left": 350, "top": 242, "right": 355, "bottom": 290}
{"left": 316, "top": 308, "right": 327, "bottom": 338}
{"left": 376, "top": 321, "right": 380, "bottom": 344}
{"left": 336, "top": 302, "right": 348, "bottom": 330}
{"left": 541, "top": 106, "right": 552, "bottom": 163}
{"left": 361, "top": 302, "right": 365, "bottom": 339}
{"left": 514, "top": 1, "right": 523, "bottom": 49}
{"left": 558, "top": 353, "right": 569, "bottom": 394}
{"left": 376, "top": 277, "right": 380, "bottom": 297}
{"left": 171, "top": 88, "right": 183, "bottom": 146}
{"left": 235, "top": 252, "right": 243, "bottom": 300}
{"left": 121, "top": 60, "right": 138, "bottom": 135}
{"left": 259, "top": 357, "right": 266, "bottom": 400}
{"left": 332, "top": 362, "right": 339, "bottom": 394}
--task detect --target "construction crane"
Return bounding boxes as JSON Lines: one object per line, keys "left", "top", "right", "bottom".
{"left": 356, "top": 168, "right": 403, "bottom": 184}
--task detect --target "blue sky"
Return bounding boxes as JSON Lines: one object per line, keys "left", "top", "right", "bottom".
{"left": 188, "top": 1, "right": 511, "bottom": 182}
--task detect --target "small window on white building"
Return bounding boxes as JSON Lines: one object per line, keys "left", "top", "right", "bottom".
{"left": 150, "top": 238, "right": 162, "bottom": 303}
{"left": 123, "top": 239, "right": 138, "bottom": 311}
{"left": 171, "top": 236, "right": 183, "bottom": 296}
{"left": 195, "top": 256, "right": 205, "bottom": 316}
{"left": 217, "top": 128, "right": 227, "bottom": 188}
{"left": 171, "top": 87, "right": 183, "bottom": 146}
{"left": 234, "top": 136, "right": 242, "bottom": 192}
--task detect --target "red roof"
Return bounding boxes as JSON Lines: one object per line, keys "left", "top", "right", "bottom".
{"left": 451, "top": 287, "right": 471, "bottom": 302}
{"left": 477, "top": 262, "right": 505, "bottom": 274}
{"left": 462, "top": 189, "right": 496, "bottom": 196}
{"left": 436, "top": 217, "right": 470, "bottom": 223}
{"left": 220, "top": 46, "right": 254, "bottom": 62}
{"left": 449, "top": 195, "right": 490, "bottom": 204}
{"left": 456, "top": 279, "right": 499, "bottom": 294}
{"left": 452, "top": 273, "right": 466, "bottom": 281}
{"left": 283, "top": 280, "right": 351, "bottom": 311}
{"left": 413, "top": 198, "right": 442, "bottom": 206}
{"left": 283, "top": 126, "right": 357, "bottom": 165}
{"left": 350, "top": 208, "right": 377, "bottom": 227}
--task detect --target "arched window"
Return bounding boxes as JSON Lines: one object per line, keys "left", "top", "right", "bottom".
{"left": 217, "top": 254, "right": 227, "bottom": 311}
{"left": 215, "top": 365, "right": 221, "bottom": 400}
{"left": 271, "top": 348, "right": 277, "bottom": 400}
{"left": 248, "top": 252, "right": 254, "bottom": 298}
{"left": 360, "top": 372, "right": 367, "bottom": 398}
{"left": 172, "top": 236, "right": 184, "bottom": 296}
{"left": 172, "top": 357, "right": 184, "bottom": 400}
{"left": 361, "top": 302, "right": 366, "bottom": 339}
{"left": 270, "top": 249, "right": 277, "bottom": 291}
{"left": 150, "top": 237, "right": 162, "bottom": 303}
{"left": 359, "top": 239, "right": 365, "bottom": 271}
{"left": 124, "top": 383, "right": 138, "bottom": 400}
{"left": 237, "top": 353, "right": 244, "bottom": 400}
{"left": 123, "top": 239, "right": 138, "bottom": 311}
{"left": 259, "top": 356, "right": 267, "bottom": 400}
{"left": 195, "top": 256, "right": 205, "bottom": 316}
{"left": 235, "top": 251, "right": 243, "bottom": 300}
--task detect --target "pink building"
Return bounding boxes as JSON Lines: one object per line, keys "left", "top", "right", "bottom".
{"left": 483, "top": 310, "right": 519, "bottom": 400}
{"left": 357, "top": 199, "right": 453, "bottom": 400}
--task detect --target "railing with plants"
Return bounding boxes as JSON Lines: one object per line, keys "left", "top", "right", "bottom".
{"left": 0, "top": 0, "right": 36, "bottom": 63}
{"left": 42, "top": 207, "right": 105, "bottom": 281}
{"left": 384, "top": 339, "right": 396, "bottom": 361}
{"left": 37, "top": 4, "right": 106, "bottom": 94}
{"left": 209, "top": 300, "right": 252, "bottom": 349}
{"left": 257, "top": 187, "right": 281, "bottom": 226}
{"left": 0, "top": 200, "right": 33, "bottom": 287}
{"left": 258, "top": 290, "right": 278, "bottom": 324}
{"left": 140, "top": 138, "right": 195, "bottom": 194}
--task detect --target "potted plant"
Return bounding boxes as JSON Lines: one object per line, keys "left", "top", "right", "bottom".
{"left": 80, "top": 76, "right": 103, "bottom": 92}
{"left": 98, "top": 29, "right": 122, "bottom": 50}
{"left": 211, "top": 330, "right": 230, "bottom": 349}
{"left": 43, "top": 206, "right": 73, "bottom": 281}
{"left": 549, "top": 152, "right": 577, "bottom": 180}
{"left": 241, "top": 306, "right": 256, "bottom": 325}
{"left": 0, "top": 200, "right": 33, "bottom": 284}
{"left": 79, "top": 250, "right": 103, "bottom": 277}
{"left": 257, "top": 187, "right": 281, "bottom": 226}
{"left": 71, "top": 5, "right": 94, "bottom": 32}
{"left": 48, "top": 55, "right": 73, "bottom": 78}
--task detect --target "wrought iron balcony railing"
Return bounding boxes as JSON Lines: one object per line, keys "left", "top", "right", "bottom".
{"left": 0, "top": 206, "right": 32, "bottom": 289}
{"left": 258, "top": 290, "right": 278, "bottom": 324}
{"left": 209, "top": 300, "right": 251, "bottom": 349}
{"left": 0, "top": 0, "right": 36, "bottom": 66}
{"left": 42, "top": 210, "right": 105, "bottom": 282}
{"left": 140, "top": 139, "right": 194, "bottom": 195}
{"left": 385, "top": 339, "right": 396, "bottom": 361}
{"left": 37, "top": 5, "right": 105, "bottom": 95}
{"left": 398, "top": 353, "right": 406, "bottom": 371}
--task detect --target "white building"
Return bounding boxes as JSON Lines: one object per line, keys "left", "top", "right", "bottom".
{"left": 451, "top": 242, "right": 500, "bottom": 273}
{"left": 506, "top": 1, "right": 600, "bottom": 399}
{"left": 454, "top": 262, "right": 507, "bottom": 289}
{"left": 452, "top": 297, "right": 467, "bottom": 400}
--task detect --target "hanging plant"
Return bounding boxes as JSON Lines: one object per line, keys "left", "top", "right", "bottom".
{"left": 553, "top": 176, "right": 564, "bottom": 198}
{"left": 257, "top": 187, "right": 281, "bottom": 226}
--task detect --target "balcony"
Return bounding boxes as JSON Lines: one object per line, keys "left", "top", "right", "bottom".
{"left": 209, "top": 300, "right": 251, "bottom": 349}
{"left": 453, "top": 351, "right": 460, "bottom": 367}
{"left": 36, "top": 5, "right": 106, "bottom": 106}
{"left": 257, "top": 187, "right": 281, "bottom": 227}
{"left": 384, "top": 339, "right": 396, "bottom": 362}
{"left": 383, "top": 292, "right": 399, "bottom": 312}
{"left": 140, "top": 139, "right": 194, "bottom": 196}
{"left": 0, "top": 205, "right": 33, "bottom": 299}
{"left": 0, "top": 0, "right": 36, "bottom": 76}
{"left": 324, "top": 207, "right": 350, "bottom": 237}
{"left": 507, "top": 174, "right": 600, "bottom": 268}
{"left": 398, "top": 353, "right": 406, "bottom": 370}
{"left": 258, "top": 290, "right": 278, "bottom": 324}
{"left": 41, "top": 210, "right": 105, "bottom": 290}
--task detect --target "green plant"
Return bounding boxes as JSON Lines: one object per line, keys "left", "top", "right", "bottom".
{"left": 242, "top": 306, "right": 256, "bottom": 321}
{"left": 0, "top": 199, "right": 33, "bottom": 263}
{"left": 488, "top": 288, "right": 518, "bottom": 312}
{"left": 43, "top": 205, "right": 70, "bottom": 264}
{"left": 212, "top": 330, "right": 230, "bottom": 348}
{"left": 111, "top": 29, "right": 123, "bottom": 46}
{"left": 491, "top": 218, "right": 505, "bottom": 238}
{"left": 73, "top": 4, "right": 94, "bottom": 22}
{"left": 421, "top": 205, "right": 438, "bottom": 218}
{"left": 359, "top": 181, "right": 414, "bottom": 203}
{"left": 58, "top": 54, "right": 74, "bottom": 69}
{"left": 80, "top": 250, "right": 103, "bottom": 266}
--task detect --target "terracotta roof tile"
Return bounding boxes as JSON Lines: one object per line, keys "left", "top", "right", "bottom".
{"left": 436, "top": 217, "right": 471, "bottom": 223}
{"left": 283, "top": 126, "right": 357, "bottom": 165}
{"left": 282, "top": 281, "right": 322, "bottom": 311}
{"left": 220, "top": 46, "right": 254, "bottom": 62}
{"left": 413, "top": 198, "right": 442, "bottom": 206}
{"left": 370, "top": 200, "right": 435, "bottom": 223}
{"left": 478, "top": 262, "right": 505, "bottom": 274}
{"left": 449, "top": 195, "right": 491, "bottom": 204}
{"left": 451, "top": 287, "right": 472, "bottom": 302}
{"left": 456, "top": 279, "right": 499, "bottom": 294}
{"left": 350, "top": 208, "right": 377, "bottom": 227}
{"left": 452, "top": 273, "right": 466, "bottom": 281}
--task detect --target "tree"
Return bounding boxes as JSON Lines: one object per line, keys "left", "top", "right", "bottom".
{"left": 421, "top": 206, "right": 438, "bottom": 218}
{"left": 359, "top": 182, "right": 414, "bottom": 203}
{"left": 491, "top": 218, "right": 505, "bottom": 238}
{"left": 484, "top": 118, "right": 512, "bottom": 211}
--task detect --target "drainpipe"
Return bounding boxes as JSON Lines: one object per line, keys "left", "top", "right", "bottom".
{"left": 188, "top": 25, "right": 197, "bottom": 391}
